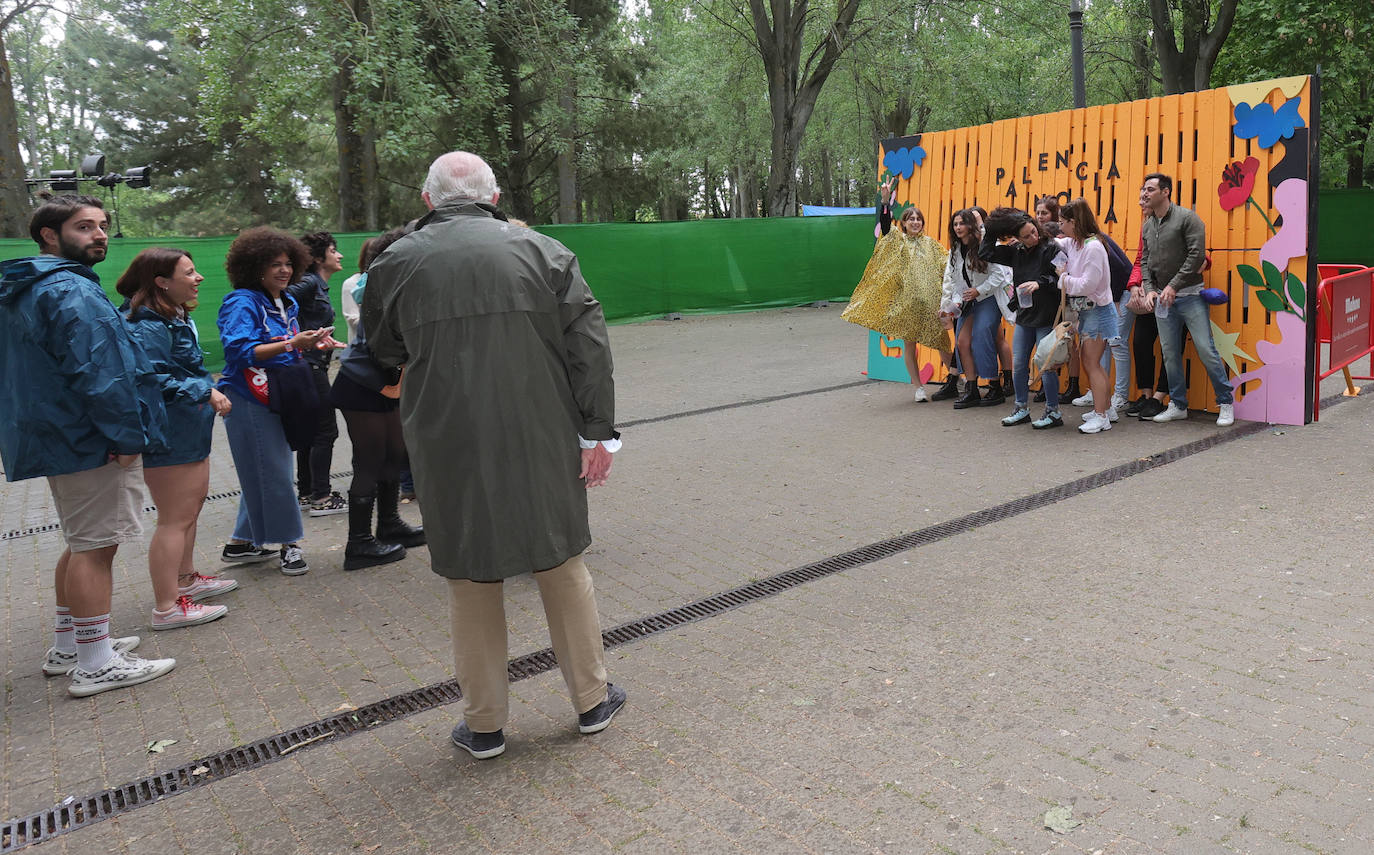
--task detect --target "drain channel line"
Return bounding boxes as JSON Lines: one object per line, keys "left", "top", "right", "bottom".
{"left": 0, "top": 407, "right": 1294, "bottom": 853}
{"left": 0, "top": 379, "right": 873, "bottom": 543}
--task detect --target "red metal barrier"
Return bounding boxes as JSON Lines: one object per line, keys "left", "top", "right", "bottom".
{"left": 1315, "top": 265, "right": 1374, "bottom": 421}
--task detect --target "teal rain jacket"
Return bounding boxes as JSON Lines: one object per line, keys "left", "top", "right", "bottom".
{"left": 0, "top": 256, "right": 169, "bottom": 481}
{"left": 122, "top": 304, "right": 216, "bottom": 467}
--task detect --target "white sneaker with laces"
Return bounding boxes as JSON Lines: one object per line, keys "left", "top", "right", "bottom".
{"left": 1111, "top": 393, "right": 1128, "bottom": 411}
{"left": 43, "top": 636, "right": 140, "bottom": 677}
{"left": 1152, "top": 403, "right": 1189, "bottom": 422}
{"left": 68, "top": 651, "right": 175, "bottom": 697}
{"left": 913, "top": 386, "right": 929, "bottom": 402}
{"left": 1104, "top": 406, "right": 1119, "bottom": 422}
{"left": 1216, "top": 403, "right": 1234, "bottom": 426}
{"left": 1078, "top": 412, "right": 1111, "bottom": 434}
{"left": 152, "top": 595, "right": 228, "bottom": 631}
{"left": 1072, "top": 390, "right": 1094, "bottom": 407}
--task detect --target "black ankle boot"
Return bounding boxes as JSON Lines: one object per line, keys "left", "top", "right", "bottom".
{"left": 376, "top": 481, "right": 426, "bottom": 547}
{"left": 953, "top": 380, "right": 982, "bottom": 409}
{"left": 344, "top": 495, "right": 406, "bottom": 571}
{"left": 930, "top": 373, "right": 961, "bottom": 401}
{"left": 1001, "top": 369, "right": 1013, "bottom": 391}
{"left": 979, "top": 380, "right": 1006, "bottom": 406}
{"left": 1062, "top": 376, "right": 1081, "bottom": 402}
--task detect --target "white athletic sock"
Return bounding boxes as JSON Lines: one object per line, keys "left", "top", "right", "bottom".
{"left": 73, "top": 614, "right": 115, "bottom": 672}
{"left": 54, "top": 606, "right": 76, "bottom": 654}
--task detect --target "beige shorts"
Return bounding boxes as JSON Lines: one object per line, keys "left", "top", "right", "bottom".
{"left": 46, "top": 458, "right": 146, "bottom": 552}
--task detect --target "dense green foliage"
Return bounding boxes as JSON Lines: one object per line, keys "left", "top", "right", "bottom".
{"left": 1, "top": 0, "right": 1369, "bottom": 236}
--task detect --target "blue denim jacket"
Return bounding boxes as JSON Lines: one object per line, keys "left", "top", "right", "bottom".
{"left": 0, "top": 256, "right": 169, "bottom": 480}
{"left": 123, "top": 304, "right": 216, "bottom": 467}
{"left": 216, "top": 288, "right": 302, "bottom": 407}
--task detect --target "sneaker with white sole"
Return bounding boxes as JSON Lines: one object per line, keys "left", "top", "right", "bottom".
{"left": 578, "top": 683, "right": 628, "bottom": 734}
{"left": 1080, "top": 408, "right": 1118, "bottom": 422}
{"left": 280, "top": 544, "right": 309, "bottom": 576}
{"left": 1078, "top": 412, "right": 1112, "bottom": 434}
{"left": 177, "top": 572, "right": 239, "bottom": 601}
{"left": 1031, "top": 410, "right": 1064, "bottom": 429}
{"left": 308, "top": 491, "right": 347, "bottom": 517}
{"left": 68, "top": 651, "right": 175, "bottom": 697}
{"left": 451, "top": 723, "right": 506, "bottom": 759}
{"left": 1002, "top": 407, "right": 1031, "bottom": 426}
{"left": 1072, "top": 390, "right": 1094, "bottom": 407}
{"left": 152, "top": 595, "right": 228, "bottom": 630}
{"left": 1152, "top": 403, "right": 1189, "bottom": 422}
{"left": 913, "top": 386, "right": 929, "bottom": 403}
{"left": 1216, "top": 403, "right": 1234, "bottom": 426}
{"left": 43, "top": 635, "right": 140, "bottom": 677}
{"left": 222, "top": 543, "right": 276, "bottom": 564}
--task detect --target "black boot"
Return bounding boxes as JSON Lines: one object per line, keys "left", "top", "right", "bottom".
{"left": 953, "top": 380, "right": 982, "bottom": 409}
{"left": 1001, "top": 369, "right": 1013, "bottom": 392}
{"left": 1062, "top": 375, "right": 1082, "bottom": 403}
{"left": 979, "top": 380, "right": 1006, "bottom": 406}
{"left": 377, "top": 481, "right": 426, "bottom": 547}
{"left": 344, "top": 495, "right": 406, "bottom": 571}
{"left": 930, "top": 372, "right": 961, "bottom": 401}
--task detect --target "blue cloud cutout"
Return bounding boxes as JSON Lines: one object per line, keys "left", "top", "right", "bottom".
{"left": 883, "top": 146, "right": 926, "bottom": 180}
{"left": 1233, "top": 98, "right": 1306, "bottom": 149}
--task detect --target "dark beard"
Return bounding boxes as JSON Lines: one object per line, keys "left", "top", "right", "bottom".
{"left": 58, "top": 236, "right": 106, "bottom": 266}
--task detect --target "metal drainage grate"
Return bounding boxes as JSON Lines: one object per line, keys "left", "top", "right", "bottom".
{"left": 0, "top": 472, "right": 355, "bottom": 542}
{"left": 0, "top": 395, "right": 1352, "bottom": 851}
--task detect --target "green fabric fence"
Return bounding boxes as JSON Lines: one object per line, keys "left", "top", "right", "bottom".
{"left": 5, "top": 190, "right": 1370, "bottom": 373}
{"left": 1, "top": 216, "right": 873, "bottom": 373}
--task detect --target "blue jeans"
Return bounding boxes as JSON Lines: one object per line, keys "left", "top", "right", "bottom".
{"left": 223, "top": 388, "right": 304, "bottom": 545}
{"left": 955, "top": 296, "right": 1002, "bottom": 380}
{"left": 1012, "top": 324, "right": 1060, "bottom": 410}
{"left": 1156, "top": 293, "right": 1234, "bottom": 408}
{"left": 1100, "top": 292, "right": 1134, "bottom": 402}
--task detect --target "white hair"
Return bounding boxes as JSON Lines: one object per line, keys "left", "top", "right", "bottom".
{"left": 423, "top": 152, "right": 500, "bottom": 207}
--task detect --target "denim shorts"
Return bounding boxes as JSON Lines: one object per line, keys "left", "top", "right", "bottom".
{"left": 1076, "top": 302, "right": 1120, "bottom": 341}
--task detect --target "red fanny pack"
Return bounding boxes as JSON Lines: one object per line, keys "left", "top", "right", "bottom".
{"left": 243, "top": 366, "right": 270, "bottom": 406}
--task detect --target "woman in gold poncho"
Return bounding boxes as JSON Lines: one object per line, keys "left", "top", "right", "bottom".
{"left": 843, "top": 178, "right": 954, "bottom": 401}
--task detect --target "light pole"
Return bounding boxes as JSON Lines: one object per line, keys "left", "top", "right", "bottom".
{"left": 1069, "top": 0, "right": 1086, "bottom": 109}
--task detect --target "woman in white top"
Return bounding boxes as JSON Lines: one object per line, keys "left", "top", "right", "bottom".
{"left": 1056, "top": 198, "right": 1120, "bottom": 434}
{"left": 941, "top": 208, "right": 1013, "bottom": 409}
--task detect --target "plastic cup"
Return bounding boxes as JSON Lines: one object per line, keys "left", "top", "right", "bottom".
{"left": 1154, "top": 299, "right": 1169, "bottom": 319}
{"left": 1017, "top": 287, "right": 1033, "bottom": 308}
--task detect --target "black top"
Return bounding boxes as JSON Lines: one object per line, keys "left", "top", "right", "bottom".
{"left": 978, "top": 232, "right": 1062, "bottom": 328}
{"left": 286, "top": 271, "right": 336, "bottom": 366}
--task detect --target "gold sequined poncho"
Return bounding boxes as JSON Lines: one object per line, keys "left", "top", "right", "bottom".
{"left": 842, "top": 228, "right": 950, "bottom": 350}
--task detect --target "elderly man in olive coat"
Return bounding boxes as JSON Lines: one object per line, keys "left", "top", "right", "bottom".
{"left": 363, "top": 151, "right": 625, "bottom": 759}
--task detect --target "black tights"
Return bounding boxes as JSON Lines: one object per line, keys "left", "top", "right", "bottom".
{"left": 340, "top": 408, "right": 408, "bottom": 500}
{"left": 1131, "top": 312, "right": 1170, "bottom": 391}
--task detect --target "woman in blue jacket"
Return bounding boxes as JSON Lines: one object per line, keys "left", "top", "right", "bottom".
{"left": 117, "top": 249, "right": 236, "bottom": 629}
{"left": 217, "top": 228, "right": 340, "bottom": 576}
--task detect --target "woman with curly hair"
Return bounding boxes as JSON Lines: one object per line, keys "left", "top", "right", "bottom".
{"left": 843, "top": 177, "right": 952, "bottom": 401}
{"left": 941, "top": 208, "right": 1012, "bottom": 408}
{"left": 216, "top": 227, "right": 341, "bottom": 575}
{"left": 117, "top": 248, "right": 235, "bottom": 628}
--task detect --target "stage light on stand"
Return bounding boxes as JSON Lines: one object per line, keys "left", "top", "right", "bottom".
{"left": 80, "top": 155, "right": 106, "bottom": 177}
{"left": 48, "top": 170, "right": 78, "bottom": 192}
{"left": 124, "top": 166, "right": 152, "bottom": 189}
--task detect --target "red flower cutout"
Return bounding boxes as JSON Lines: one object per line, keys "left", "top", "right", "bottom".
{"left": 1218, "top": 156, "right": 1260, "bottom": 211}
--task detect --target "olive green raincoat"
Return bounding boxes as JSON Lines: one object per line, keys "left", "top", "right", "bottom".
{"left": 363, "top": 202, "right": 616, "bottom": 581}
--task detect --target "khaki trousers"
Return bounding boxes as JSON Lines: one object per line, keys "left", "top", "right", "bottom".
{"left": 447, "top": 553, "right": 609, "bottom": 732}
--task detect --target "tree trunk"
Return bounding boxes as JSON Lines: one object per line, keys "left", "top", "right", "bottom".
{"left": 1147, "top": 0, "right": 1239, "bottom": 94}
{"left": 0, "top": 32, "right": 31, "bottom": 238}
{"left": 820, "top": 149, "right": 833, "bottom": 206}
{"left": 491, "top": 35, "right": 534, "bottom": 221}
{"left": 333, "top": 65, "right": 377, "bottom": 232}
{"left": 749, "top": 0, "right": 861, "bottom": 216}
{"left": 556, "top": 89, "right": 578, "bottom": 223}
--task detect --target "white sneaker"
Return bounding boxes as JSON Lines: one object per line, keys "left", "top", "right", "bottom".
{"left": 1152, "top": 403, "right": 1189, "bottom": 422}
{"left": 1104, "top": 406, "right": 1119, "bottom": 422}
{"left": 913, "top": 386, "right": 929, "bottom": 402}
{"left": 1216, "top": 403, "right": 1234, "bottom": 426}
{"left": 68, "top": 651, "right": 175, "bottom": 697}
{"left": 1110, "top": 393, "right": 1128, "bottom": 411}
{"left": 152, "top": 596, "right": 228, "bottom": 631}
{"left": 1072, "top": 390, "right": 1094, "bottom": 407}
{"left": 43, "top": 635, "right": 140, "bottom": 677}
{"left": 1078, "top": 412, "right": 1112, "bottom": 434}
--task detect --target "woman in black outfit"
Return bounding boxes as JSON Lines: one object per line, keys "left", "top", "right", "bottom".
{"left": 979, "top": 207, "right": 1066, "bottom": 429}
{"left": 330, "top": 228, "right": 426, "bottom": 570}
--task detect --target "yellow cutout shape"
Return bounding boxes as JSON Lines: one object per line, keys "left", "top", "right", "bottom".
{"left": 1227, "top": 76, "right": 1308, "bottom": 107}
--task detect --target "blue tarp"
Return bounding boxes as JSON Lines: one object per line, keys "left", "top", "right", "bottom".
{"left": 802, "top": 205, "right": 876, "bottom": 217}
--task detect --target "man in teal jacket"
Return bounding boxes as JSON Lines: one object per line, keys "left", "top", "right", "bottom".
{"left": 0, "top": 195, "right": 175, "bottom": 697}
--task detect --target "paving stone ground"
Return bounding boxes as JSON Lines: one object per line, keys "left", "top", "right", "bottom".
{"left": 3, "top": 304, "right": 1373, "bottom": 854}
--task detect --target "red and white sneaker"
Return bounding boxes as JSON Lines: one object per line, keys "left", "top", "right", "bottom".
{"left": 152, "top": 595, "right": 228, "bottom": 631}
{"left": 177, "top": 572, "right": 239, "bottom": 601}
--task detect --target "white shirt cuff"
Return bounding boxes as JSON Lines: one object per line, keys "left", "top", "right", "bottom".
{"left": 578, "top": 435, "right": 622, "bottom": 453}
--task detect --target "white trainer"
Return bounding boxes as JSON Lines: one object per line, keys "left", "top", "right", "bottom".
{"left": 1110, "top": 393, "right": 1128, "bottom": 411}
{"left": 1072, "top": 390, "right": 1094, "bottom": 407}
{"left": 1078, "top": 412, "right": 1112, "bottom": 434}
{"left": 68, "top": 651, "right": 175, "bottom": 697}
{"left": 1104, "top": 406, "right": 1119, "bottom": 422}
{"left": 1152, "top": 403, "right": 1189, "bottom": 422}
{"left": 913, "top": 386, "right": 929, "bottom": 402}
{"left": 1216, "top": 403, "right": 1234, "bottom": 426}
{"left": 43, "top": 635, "right": 140, "bottom": 677}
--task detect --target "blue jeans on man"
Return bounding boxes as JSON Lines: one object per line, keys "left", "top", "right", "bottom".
{"left": 1155, "top": 293, "right": 1233, "bottom": 409}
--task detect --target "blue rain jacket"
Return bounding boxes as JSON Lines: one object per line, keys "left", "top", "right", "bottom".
{"left": 0, "top": 256, "right": 169, "bottom": 481}
{"left": 215, "top": 288, "right": 302, "bottom": 406}
{"left": 122, "top": 304, "right": 216, "bottom": 467}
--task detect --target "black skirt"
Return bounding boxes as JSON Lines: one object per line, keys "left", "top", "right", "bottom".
{"left": 330, "top": 371, "right": 398, "bottom": 413}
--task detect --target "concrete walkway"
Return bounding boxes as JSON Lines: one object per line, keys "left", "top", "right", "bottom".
{"left": 3, "top": 304, "right": 1373, "bottom": 854}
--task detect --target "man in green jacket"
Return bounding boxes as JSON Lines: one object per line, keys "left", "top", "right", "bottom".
{"left": 364, "top": 152, "right": 625, "bottom": 759}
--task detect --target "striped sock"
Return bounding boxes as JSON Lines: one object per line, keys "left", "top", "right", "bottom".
{"left": 73, "top": 614, "right": 114, "bottom": 672}
{"left": 54, "top": 607, "right": 76, "bottom": 654}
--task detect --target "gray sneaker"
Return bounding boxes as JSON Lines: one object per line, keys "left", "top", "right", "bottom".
{"left": 451, "top": 723, "right": 506, "bottom": 759}
{"left": 43, "top": 635, "right": 140, "bottom": 677}
{"left": 68, "top": 651, "right": 175, "bottom": 697}
{"left": 578, "top": 683, "right": 627, "bottom": 734}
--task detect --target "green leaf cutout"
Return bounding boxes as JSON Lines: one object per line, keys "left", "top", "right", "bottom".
{"left": 1286, "top": 274, "right": 1306, "bottom": 308}
{"left": 1237, "top": 264, "right": 1267, "bottom": 290}
{"left": 1255, "top": 289, "right": 1287, "bottom": 313}
{"left": 1261, "top": 260, "right": 1284, "bottom": 288}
